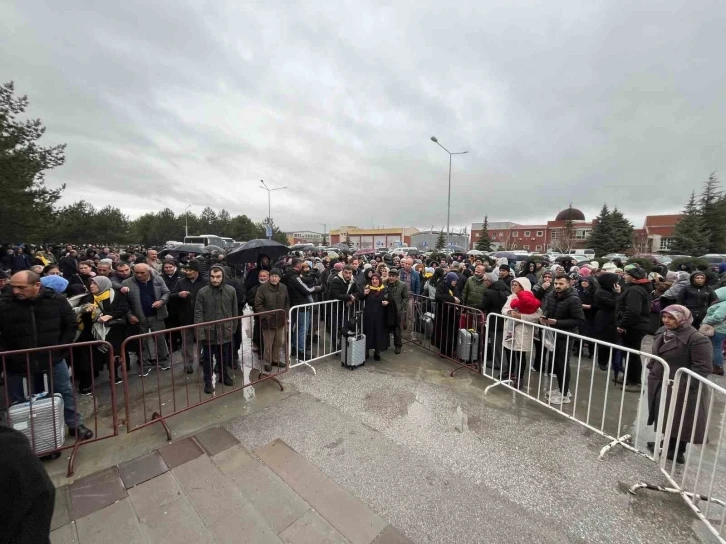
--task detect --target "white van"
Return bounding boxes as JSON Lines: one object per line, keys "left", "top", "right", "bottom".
{"left": 184, "top": 234, "right": 225, "bottom": 248}
{"left": 568, "top": 249, "right": 595, "bottom": 257}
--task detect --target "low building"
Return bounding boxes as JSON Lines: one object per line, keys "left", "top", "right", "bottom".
{"left": 286, "top": 230, "right": 325, "bottom": 246}
{"left": 470, "top": 209, "right": 683, "bottom": 254}
{"left": 329, "top": 226, "right": 419, "bottom": 250}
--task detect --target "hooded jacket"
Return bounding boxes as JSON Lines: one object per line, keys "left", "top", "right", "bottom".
{"left": 661, "top": 271, "right": 690, "bottom": 303}
{"left": 615, "top": 281, "right": 651, "bottom": 332}
{"left": 244, "top": 255, "right": 272, "bottom": 291}
{"left": 703, "top": 286, "right": 726, "bottom": 334}
{"left": 282, "top": 267, "right": 321, "bottom": 307}
{"left": 501, "top": 276, "right": 542, "bottom": 351}
{"left": 676, "top": 272, "right": 718, "bottom": 322}
{"left": 194, "top": 265, "right": 238, "bottom": 344}
{"left": 0, "top": 287, "right": 77, "bottom": 373}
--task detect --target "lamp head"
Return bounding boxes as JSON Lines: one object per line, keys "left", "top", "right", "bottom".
{"left": 430, "top": 136, "right": 438, "bottom": 143}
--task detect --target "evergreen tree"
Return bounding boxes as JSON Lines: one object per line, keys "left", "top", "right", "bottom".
{"left": 671, "top": 192, "right": 710, "bottom": 256}
{"left": 588, "top": 204, "right": 612, "bottom": 255}
{"left": 699, "top": 172, "right": 725, "bottom": 252}
{"left": 610, "top": 207, "right": 634, "bottom": 252}
{"left": 435, "top": 230, "right": 446, "bottom": 250}
{"left": 345, "top": 233, "right": 353, "bottom": 248}
{"left": 475, "top": 216, "right": 493, "bottom": 251}
{"left": 0, "top": 82, "right": 66, "bottom": 241}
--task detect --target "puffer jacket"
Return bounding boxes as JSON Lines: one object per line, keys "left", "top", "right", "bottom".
{"left": 0, "top": 288, "right": 77, "bottom": 373}
{"left": 677, "top": 272, "right": 718, "bottom": 323}
{"left": 194, "top": 266, "right": 239, "bottom": 344}
{"left": 254, "top": 281, "right": 290, "bottom": 329}
{"left": 462, "top": 275, "right": 487, "bottom": 308}
{"left": 615, "top": 283, "right": 651, "bottom": 333}
{"left": 703, "top": 287, "right": 726, "bottom": 334}
{"left": 478, "top": 280, "right": 510, "bottom": 316}
{"left": 541, "top": 287, "right": 585, "bottom": 333}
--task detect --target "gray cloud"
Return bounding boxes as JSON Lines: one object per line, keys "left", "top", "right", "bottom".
{"left": 2, "top": 0, "right": 724, "bottom": 234}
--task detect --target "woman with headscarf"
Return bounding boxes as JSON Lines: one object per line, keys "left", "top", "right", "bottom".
{"left": 67, "top": 260, "right": 96, "bottom": 294}
{"left": 434, "top": 272, "right": 461, "bottom": 357}
{"left": 647, "top": 305, "right": 713, "bottom": 464}
{"left": 519, "top": 261, "right": 538, "bottom": 284}
{"left": 501, "top": 277, "right": 542, "bottom": 388}
{"left": 576, "top": 275, "right": 596, "bottom": 358}
{"left": 363, "top": 273, "right": 390, "bottom": 360}
{"left": 532, "top": 270, "right": 554, "bottom": 301}
{"left": 72, "top": 276, "right": 129, "bottom": 394}
{"left": 592, "top": 273, "right": 623, "bottom": 374}
{"left": 423, "top": 268, "right": 444, "bottom": 300}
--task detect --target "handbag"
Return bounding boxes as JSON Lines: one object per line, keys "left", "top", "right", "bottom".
{"left": 650, "top": 296, "right": 662, "bottom": 314}
{"left": 543, "top": 328, "right": 556, "bottom": 351}
{"left": 699, "top": 323, "right": 716, "bottom": 337}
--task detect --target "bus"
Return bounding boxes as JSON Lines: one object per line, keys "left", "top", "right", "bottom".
{"left": 184, "top": 234, "right": 225, "bottom": 247}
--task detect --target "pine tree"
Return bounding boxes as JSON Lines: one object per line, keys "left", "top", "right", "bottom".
{"left": 671, "top": 192, "right": 710, "bottom": 256}
{"left": 699, "top": 172, "right": 725, "bottom": 252}
{"left": 435, "top": 230, "right": 446, "bottom": 250}
{"left": 610, "top": 207, "right": 634, "bottom": 252}
{"left": 588, "top": 204, "right": 613, "bottom": 255}
{"left": 345, "top": 233, "right": 353, "bottom": 248}
{"left": 475, "top": 216, "right": 492, "bottom": 251}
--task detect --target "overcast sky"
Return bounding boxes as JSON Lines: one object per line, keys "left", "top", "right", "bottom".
{"left": 2, "top": 0, "right": 724, "bottom": 234}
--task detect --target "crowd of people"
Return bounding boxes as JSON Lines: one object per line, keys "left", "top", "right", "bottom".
{"left": 1, "top": 243, "right": 725, "bottom": 462}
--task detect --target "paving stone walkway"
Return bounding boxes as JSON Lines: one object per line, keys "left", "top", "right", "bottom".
{"left": 50, "top": 427, "right": 411, "bottom": 544}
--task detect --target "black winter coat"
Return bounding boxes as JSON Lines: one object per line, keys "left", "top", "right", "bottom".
{"left": 615, "top": 283, "right": 651, "bottom": 333}
{"left": 541, "top": 288, "right": 585, "bottom": 333}
{"left": 593, "top": 288, "right": 618, "bottom": 343}
{"left": 478, "top": 280, "right": 510, "bottom": 315}
{"left": 329, "top": 274, "right": 360, "bottom": 303}
{"left": 282, "top": 268, "right": 319, "bottom": 307}
{"left": 171, "top": 276, "right": 208, "bottom": 326}
{"left": 677, "top": 282, "right": 717, "bottom": 323}
{"left": 0, "top": 288, "right": 77, "bottom": 374}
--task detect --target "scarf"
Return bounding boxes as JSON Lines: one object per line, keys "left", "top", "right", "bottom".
{"left": 661, "top": 304, "right": 693, "bottom": 342}
{"left": 367, "top": 284, "right": 385, "bottom": 292}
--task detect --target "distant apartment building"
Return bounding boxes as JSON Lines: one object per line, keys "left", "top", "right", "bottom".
{"left": 410, "top": 229, "right": 469, "bottom": 251}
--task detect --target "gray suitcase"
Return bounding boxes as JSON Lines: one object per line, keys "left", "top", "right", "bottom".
{"left": 457, "top": 329, "right": 479, "bottom": 362}
{"left": 6, "top": 375, "right": 65, "bottom": 454}
{"left": 340, "top": 310, "right": 366, "bottom": 369}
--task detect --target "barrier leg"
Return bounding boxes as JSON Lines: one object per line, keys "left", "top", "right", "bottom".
{"left": 629, "top": 482, "right": 726, "bottom": 508}
{"left": 598, "top": 434, "right": 632, "bottom": 460}
{"left": 151, "top": 412, "right": 173, "bottom": 441}
{"left": 67, "top": 440, "right": 82, "bottom": 477}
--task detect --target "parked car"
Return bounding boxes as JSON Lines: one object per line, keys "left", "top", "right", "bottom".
{"left": 698, "top": 254, "right": 726, "bottom": 264}
{"left": 603, "top": 253, "right": 628, "bottom": 262}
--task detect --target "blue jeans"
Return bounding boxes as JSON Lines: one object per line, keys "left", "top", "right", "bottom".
{"left": 200, "top": 343, "right": 232, "bottom": 385}
{"left": 293, "top": 309, "right": 310, "bottom": 354}
{"left": 6, "top": 360, "right": 83, "bottom": 428}
{"left": 712, "top": 332, "right": 725, "bottom": 368}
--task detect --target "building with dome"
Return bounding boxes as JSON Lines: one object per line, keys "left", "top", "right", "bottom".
{"left": 470, "top": 208, "right": 682, "bottom": 253}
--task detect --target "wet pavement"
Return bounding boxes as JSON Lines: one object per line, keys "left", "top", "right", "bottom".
{"left": 227, "top": 343, "right": 723, "bottom": 543}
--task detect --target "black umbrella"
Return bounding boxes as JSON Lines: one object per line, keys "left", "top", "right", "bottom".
{"left": 159, "top": 244, "right": 216, "bottom": 257}
{"left": 290, "top": 243, "right": 315, "bottom": 251}
{"left": 225, "top": 239, "right": 289, "bottom": 266}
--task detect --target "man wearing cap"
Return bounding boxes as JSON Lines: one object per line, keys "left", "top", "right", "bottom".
{"left": 172, "top": 260, "right": 207, "bottom": 374}
{"left": 498, "top": 264, "right": 513, "bottom": 288}
{"left": 615, "top": 265, "right": 651, "bottom": 391}
{"left": 386, "top": 268, "right": 410, "bottom": 354}
{"left": 254, "top": 268, "right": 290, "bottom": 372}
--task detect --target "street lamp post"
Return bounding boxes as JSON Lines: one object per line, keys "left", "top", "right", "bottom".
{"left": 260, "top": 180, "right": 287, "bottom": 239}
{"left": 430, "top": 136, "right": 468, "bottom": 248}
{"left": 184, "top": 205, "right": 191, "bottom": 238}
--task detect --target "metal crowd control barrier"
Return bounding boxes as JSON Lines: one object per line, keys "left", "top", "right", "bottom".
{"left": 408, "top": 294, "right": 486, "bottom": 377}
{"left": 630, "top": 368, "right": 726, "bottom": 543}
{"left": 289, "top": 299, "right": 364, "bottom": 374}
{"left": 120, "top": 310, "right": 287, "bottom": 440}
{"left": 481, "top": 313, "right": 671, "bottom": 461}
{"left": 1, "top": 340, "right": 119, "bottom": 477}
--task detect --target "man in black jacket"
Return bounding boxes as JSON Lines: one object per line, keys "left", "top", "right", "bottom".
{"left": 171, "top": 260, "right": 208, "bottom": 374}
{"left": 0, "top": 271, "right": 93, "bottom": 440}
{"left": 479, "top": 272, "right": 511, "bottom": 371}
{"left": 328, "top": 265, "right": 360, "bottom": 350}
{"left": 540, "top": 274, "right": 585, "bottom": 405}
{"left": 616, "top": 265, "right": 652, "bottom": 391}
{"left": 282, "top": 259, "right": 322, "bottom": 359}
{"left": 677, "top": 271, "right": 717, "bottom": 328}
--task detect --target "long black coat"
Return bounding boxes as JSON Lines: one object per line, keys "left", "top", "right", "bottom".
{"left": 593, "top": 288, "right": 618, "bottom": 344}
{"left": 434, "top": 282, "right": 460, "bottom": 355}
{"left": 647, "top": 326, "right": 713, "bottom": 444}
{"left": 363, "top": 289, "right": 389, "bottom": 352}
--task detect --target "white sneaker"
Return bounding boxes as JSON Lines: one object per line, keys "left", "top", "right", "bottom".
{"left": 548, "top": 392, "right": 571, "bottom": 404}
{"left": 544, "top": 389, "right": 571, "bottom": 398}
